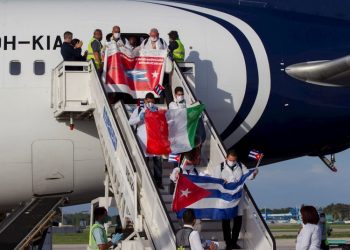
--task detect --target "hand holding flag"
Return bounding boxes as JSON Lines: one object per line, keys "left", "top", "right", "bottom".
{"left": 172, "top": 170, "right": 255, "bottom": 220}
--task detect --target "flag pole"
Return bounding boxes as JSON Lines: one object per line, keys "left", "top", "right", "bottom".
{"left": 255, "top": 154, "right": 264, "bottom": 169}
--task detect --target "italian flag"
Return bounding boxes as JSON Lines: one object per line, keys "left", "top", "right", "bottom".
{"left": 145, "top": 104, "right": 205, "bottom": 155}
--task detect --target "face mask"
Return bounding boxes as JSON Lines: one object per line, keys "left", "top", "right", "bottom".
{"left": 320, "top": 218, "right": 326, "bottom": 223}
{"left": 113, "top": 33, "right": 120, "bottom": 39}
{"left": 146, "top": 102, "right": 154, "bottom": 108}
{"left": 227, "top": 160, "right": 235, "bottom": 167}
{"left": 150, "top": 36, "right": 158, "bottom": 42}
{"left": 176, "top": 95, "right": 185, "bottom": 102}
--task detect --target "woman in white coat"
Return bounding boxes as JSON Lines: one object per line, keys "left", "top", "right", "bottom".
{"left": 296, "top": 206, "right": 322, "bottom": 250}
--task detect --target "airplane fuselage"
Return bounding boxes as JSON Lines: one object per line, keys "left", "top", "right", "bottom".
{"left": 1, "top": 0, "right": 350, "bottom": 210}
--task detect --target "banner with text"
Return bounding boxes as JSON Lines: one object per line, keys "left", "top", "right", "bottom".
{"left": 103, "top": 45, "right": 167, "bottom": 98}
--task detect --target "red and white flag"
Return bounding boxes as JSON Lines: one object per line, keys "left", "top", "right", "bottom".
{"left": 144, "top": 104, "right": 205, "bottom": 155}
{"left": 103, "top": 46, "right": 167, "bottom": 98}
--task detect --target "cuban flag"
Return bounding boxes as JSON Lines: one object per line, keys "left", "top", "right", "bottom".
{"left": 248, "top": 150, "right": 263, "bottom": 161}
{"left": 137, "top": 99, "right": 144, "bottom": 108}
{"left": 153, "top": 84, "right": 165, "bottom": 95}
{"left": 172, "top": 171, "right": 254, "bottom": 220}
{"left": 168, "top": 153, "right": 181, "bottom": 163}
{"left": 103, "top": 46, "right": 167, "bottom": 98}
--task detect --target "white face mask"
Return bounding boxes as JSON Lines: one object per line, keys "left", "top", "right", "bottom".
{"left": 226, "top": 160, "right": 235, "bottom": 167}
{"left": 113, "top": 33, "right": 120, "bottom": 39}
{"left": 150, "top": 36, "right": 158, "bottom": 42}
{"left": 320, "top": 218, "right": 326, "bottom": 223}
{"left": 176, "top": 95, "right": 185, "bottom": 102}
{"left": 146, "top": 102, "right": 154, "bottom": 108}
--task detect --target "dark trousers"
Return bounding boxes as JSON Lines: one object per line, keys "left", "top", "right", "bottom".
{"left": 160, "top": 74, "right": 174, "bottom": 106}
{"left": 320, "top": 240, "right": 329, "bottom": 250}
{"left": 222, "top": 216, "right": 242, "bottom": 249}
{"left": 146, "top": 157, "right": 163, "bottom": 184}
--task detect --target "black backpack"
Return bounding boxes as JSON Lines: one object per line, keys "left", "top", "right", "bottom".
{"left": 175, "top": 227, "right": 193, "bottom": 250}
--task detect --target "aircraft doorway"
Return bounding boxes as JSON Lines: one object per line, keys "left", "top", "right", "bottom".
{"left": 32, "top": 140, "right": 74, "bottom": 196}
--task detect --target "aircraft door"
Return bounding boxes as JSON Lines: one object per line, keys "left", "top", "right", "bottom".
{"left": 32, "top": 140, "right": 74, "bottom": 196}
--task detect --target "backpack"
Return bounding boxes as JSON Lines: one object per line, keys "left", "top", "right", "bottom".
{"left": 175, "top": 227, "right": 193, "bottom": 250}
{"left": 220, "top": 161, "right": 242, "bottom": 172}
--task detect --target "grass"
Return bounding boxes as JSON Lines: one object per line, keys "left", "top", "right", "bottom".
{"left": 270, "top": 224, "right": 350, "bottom": 239}
{"left": 52, "top": 224, "right": 350, "bottom": 243}
{"left": 53, "top": 229, "right": 89, "bottom": 244}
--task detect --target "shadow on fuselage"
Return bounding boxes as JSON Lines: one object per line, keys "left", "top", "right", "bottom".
{"left": 186, "top": 50, "right": 236, "bottom": 134}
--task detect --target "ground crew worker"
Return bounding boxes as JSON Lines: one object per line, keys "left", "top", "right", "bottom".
{"left": 87, "top": 29, "right": 103, "bottom": 72}
{"left": 216, "top": 150, "right": 258, "bottom": 250}
{"left": 89, "top": 207, "right": 123, "bottom": 250}
{"left": 141, "top": 28, "right": 168, "bottom": 50}
{"left": 176, "top": 209, "right": 215, "bottom": 250}
{"left": 128, "top": 93, "right": 164, "bottom": 189}
{"left": 168, "top": 30, "right": 185, "bottom": 63}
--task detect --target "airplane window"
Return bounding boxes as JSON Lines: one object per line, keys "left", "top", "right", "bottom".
{"left": 9, "top": 61, "right": 21, "bottom": 75}
{"left": 34, "top": 60, "right": 45, "bottom": 75}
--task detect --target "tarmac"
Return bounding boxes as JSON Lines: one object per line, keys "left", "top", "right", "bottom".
{"left": 53, "top": 239, "right": 347, "bottom": 250}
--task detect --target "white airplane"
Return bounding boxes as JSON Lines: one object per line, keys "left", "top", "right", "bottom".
{"left": 0, "top": 0, "right": 268, "bottom": 211}
{"left": 1, "top": 0, "right": 350, "bottom": 212}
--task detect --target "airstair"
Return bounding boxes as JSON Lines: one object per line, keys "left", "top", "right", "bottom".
{"left": 51, "top": 60, "right": 276, "bottom": 250}
{"left": 0, "top": 197, "right": 65, "bottom": 249}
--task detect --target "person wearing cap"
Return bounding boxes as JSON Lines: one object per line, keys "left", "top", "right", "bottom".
{"left": 128, "top": 93, "right": 164, "bottom": 189}
{"left": 168, "top": 30, "right": 185, "bottom": 63}
{"left": 141, "top": 28, "right": 168, "bottom": 50}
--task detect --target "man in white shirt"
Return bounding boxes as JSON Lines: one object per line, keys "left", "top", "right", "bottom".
{"left": 215, "top": 150, "right": 258, "bottom": 250}
{"left": 176, "top": 209, "right": 215, "bottom": 250}
{"left": 141, "top": 28, "right": 168, "bottom": 50}
{"left": 169, "top": 86, "right": 187, "bottom": 110}
{"left": 128, "top": 92, "right": 164, "bottom": 189}
{"left": 110, "top": 25, "right": 132, "bottom": 50}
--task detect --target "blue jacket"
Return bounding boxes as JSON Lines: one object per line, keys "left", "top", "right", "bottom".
{"left": 61, "top": 42, "right": 85, "bottom": 61}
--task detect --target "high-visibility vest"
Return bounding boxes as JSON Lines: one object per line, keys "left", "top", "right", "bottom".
{"left": 87, "top": 37, "right": 102, "bottom": 69}
{"left": 88, "top": 222, "right": 108, "bottom": 250}
{"left": 173, "top": 39, "right": 185, "bottom": 62}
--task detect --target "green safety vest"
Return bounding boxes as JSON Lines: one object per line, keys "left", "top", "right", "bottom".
{"left": 88, "top": 222, "right": 108, "bottom": 250}
{"left": 173, "top": 39, "right": 185, "bottom": 62}
{"left": 87, "top": 37, "right": 102, "bottom": 69}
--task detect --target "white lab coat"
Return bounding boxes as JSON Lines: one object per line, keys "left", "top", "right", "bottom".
{"left": 111, "top": 37, "right": 132, "bottom": 50}
{"left": 141, "top": 37, "right": 168, "bottom": 50}
{"left": 128, "top": 106, "right": 156, "bottom": 157}
{"left": 183, "top": 225, "right": 204, "bottom": 250}
{"left": 216, "top": 161, "right": 256, "bottom": 183}
{"left": 169, "top": 100, "right": 187, "bottom": 110}
{"left": 214, "top": 161, "right": 257, "bottom": 216}
{"left": 170, "top": 162, "right": 203, "bottom": 182}
{"left": 296, "top": 223, "right": 322, "bottom": 250}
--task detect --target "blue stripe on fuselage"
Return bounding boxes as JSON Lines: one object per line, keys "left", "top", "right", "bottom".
{"left": 149, "top": 1, "right": 260, "bottom": 140}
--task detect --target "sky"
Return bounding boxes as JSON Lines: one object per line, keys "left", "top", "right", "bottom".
{"left": 248, "top": 149, "right": 350, "bottom": 208}
{"left": 63, "top": 149, "right": 350, "bottom": 214}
